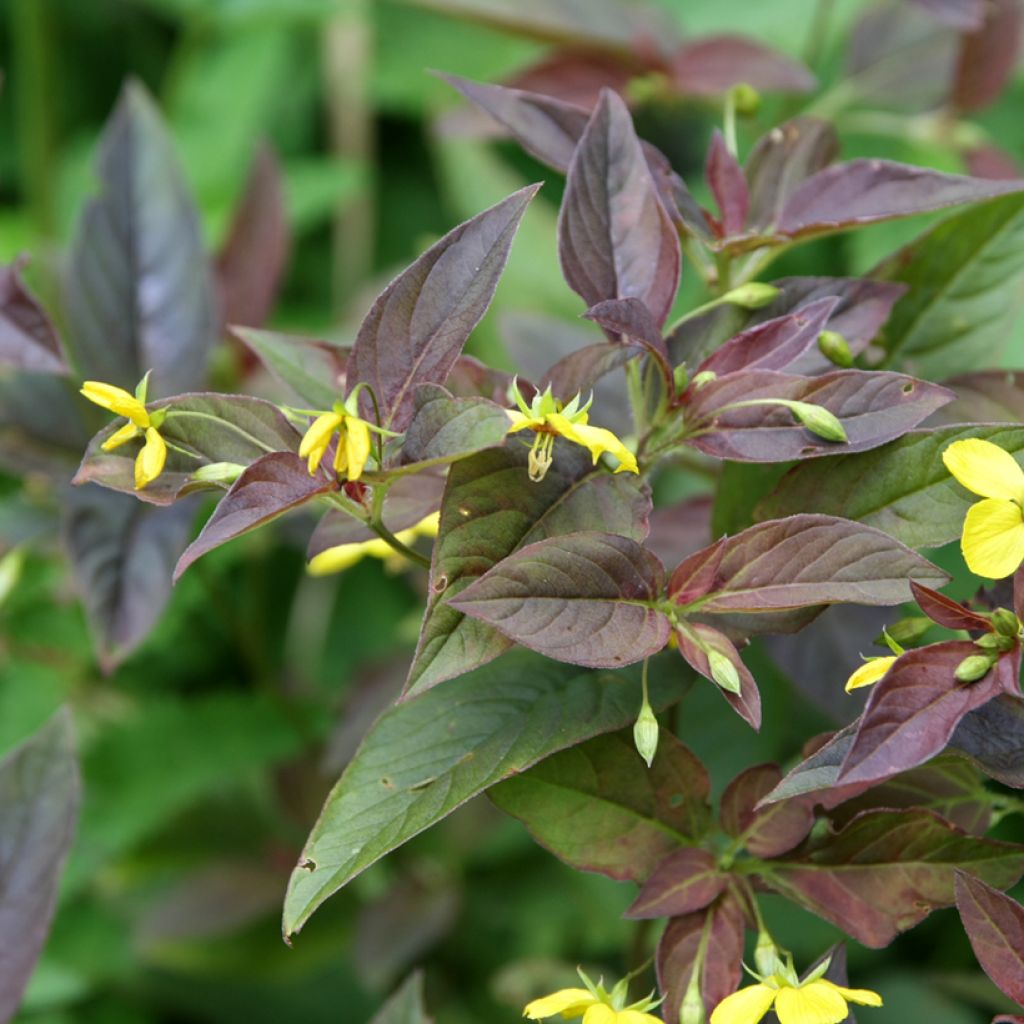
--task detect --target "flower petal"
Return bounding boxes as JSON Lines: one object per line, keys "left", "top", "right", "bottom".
{"left": 306, "top": 443, "right": 328, "bottom": 476}
{"left": 710, "top": 984, "right": 777, "bottom": 1024}
{"left": 581, "top": 1005, "right": 616, "bottom": 1024}
{"left": 616, "top": 1012, "right": 663, "bottom": 1024}
{"left": 134, "top": 428, "right": 167, "bottom": 490}
{"left": 774, "top": 981, "right": 849, "bottom": 1024}
{"left": 962, "top": 498, "right": 1024, "bottom": 578}
{"left": 81, "top": 381, "right": 150, "bottom": 427}
{"left": 943, "top": 439, "right": 1024, "bottom": 502}
{"left": 506, "top": 410, "right": 539, "bottom": 433}
{"left": 298, "top": 412, "right": 343, "bottom": 460}
{"left": 307, "top": 538, "right": 395, "bottom": 576}
{"left": 845, "top": 655, "right": 897, "bottom": 693}
{"left": 523, "top": 988, "right": 595, "bottom": 1020}
{"left": 345, "top": 417, "right": 373, "bottom": 481}
{"left": 101, "top": 422, "right": 141, "bottom": 452}
{"left": 548, "top": 414, "right": 638, "bottom": 474}
{"left": 817, "top": 981, "right": 882, "bottom": 1008}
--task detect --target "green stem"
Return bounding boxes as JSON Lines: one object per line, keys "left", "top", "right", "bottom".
{"left": 371, "top": 520, "right": 431, "bottom": 569}
{"left": 723, "top": 88, "right": 739, "bottom": 159}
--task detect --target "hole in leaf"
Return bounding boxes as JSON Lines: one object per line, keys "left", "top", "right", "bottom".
{"left": 434, "top": 574, "right": 449, "bottom": 593}
{"left": 380, "top": 776, "right": 395, "bottom": 789}
{"left": 902, "top": 382, "right": 914, "bottom": 394}
{"left": 298, "top": 857, "right": 317, "bottom": 872}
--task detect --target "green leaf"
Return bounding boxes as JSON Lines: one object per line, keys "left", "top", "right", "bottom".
{"left": 405, "top": 446, "right": 651, "bottom": 695}
{"left": 754, "top": 425, "right": 1024, "bottom": 549}
{"left": 490, "top": 729, "right": 708, "bottom": 884}
{"left": 876, "top": 192, "right": 1024, "bottom": 377}
{"left": 282, "top": 649, "right": 690, "bottom": 939}
{"left": 398, "top": 385, "right": 511, "bottom": 470}
{"left": 0, "top": 710, "right": 79, "bottom": 1023}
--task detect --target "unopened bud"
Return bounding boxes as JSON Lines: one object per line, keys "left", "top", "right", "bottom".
{"left": 955, "top": 653, "right": 995, "bottom": 683}
{"left": 976, "top": 632, "right": 1016, "bottom": 653}
{"left": 790, "top": 401, "right": 847, "bottom": 443}
{"left": 674, "top": 363, "right": 690, "bottom": 394}
{"left": 729, "top": 82, "right": 762, "bottom": 116}
{"left": 874, "top": 619, "right": 925, "bottom": 651}
{"left": 691, "top": 370, "right": 717, "bottom": 390}
{"left": 633, "top": 702, "right": 660, "bottom": 767}
{"left": 192, "top": 461, "right": 246, "bottom": 486}
{"left": 708, "top": 650, "right": 742, "bottom": 694}
{"left": 817, "top": 330, "right": 854, "bottom": 368}
{"left": 680, "top": 976, "right": 706, "bottom": 1024}
{"left": 723, "top": 283, "right": 780, "bottom": 310}
{"left": 991, "top": 608, "right": 1021, "bottom": 639}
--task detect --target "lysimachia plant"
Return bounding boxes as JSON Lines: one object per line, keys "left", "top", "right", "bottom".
{"left": 8, "top": 6, "right": 1024, "bottom": 1020}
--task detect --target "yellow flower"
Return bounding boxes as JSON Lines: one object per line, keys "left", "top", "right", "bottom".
{"left": 507, "top": 383, "right": 637, "bottom": 482}
{"left": 298, "top": 407, "right": 372, "bottom": 481}
{"left": 844, "top": 655, "right": 896, "bottom": 693}
{"left": 711, "top": 974, "right": 881, "bottom": 1024}
{"left": 524, "top": 970, "right": 661, "bottom": 1023}
{"left": 943, "top": 438, "right": 1024, "bottom": 578}
{"left": 80, "top": 380, "right": 167, "bottom": 490}
{"left": 307, "top": 514, "right": 439, "bottom": 576}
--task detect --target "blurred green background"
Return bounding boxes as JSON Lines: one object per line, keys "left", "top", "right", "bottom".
{"left": 2, "top": 0, "right": 1024, "bottom": 1021}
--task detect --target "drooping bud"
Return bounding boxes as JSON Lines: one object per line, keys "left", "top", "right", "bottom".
{"left": 633, "top": 701, "right": 660, "bottom": 767}
{"left": 191, "top": 462, "right": 246, "bottom": 486}
{"left": 955, "top": 653, "right": 996, "bottom": 683}
{"left": 722, "top": 282, "right": 780, "bottom": 310}
{"left": 691, "top": 370, "right": 718, "bottom": 390}
{"left": 991, "top": 607, "right": 1021, "bottom": 639}
{"left": 708, "top": 650, "right": 742, "bottom": 694}
{"left": 729, "top": 82, "right": 762, "bottom": 116}
{"left": 789, "top": 401, "right": 848, "bottom": 443}
{"left": 817, "top": 330, "right": 854, "bottom": 368}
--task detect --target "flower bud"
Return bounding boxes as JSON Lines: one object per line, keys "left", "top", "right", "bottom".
{"left": 790, "top": 401, "right": 848, "bottom": 443}
{"left": 708, "top": 650, "right": 742, "bottom": 694}
{"left": 674, "top": 363, "right": 690, "bottom": 395}
{"left": 633, "top": 702, "right": 659, "bottom": 767}
{"left": 680, "top": 976, "right": 706, "bottom": 1024}
{"left": 817, "top": 330, "right": 854, "bottom": 368}
{"left": 874, "top": 617, "right": 928, "bottom": 650}
{"left": 754, "top": 931, "right": 783, "bottom": 978}
{"left": 192, "top": 462, "right": 246, "bottom": 486}
{"left": 729, "top": 82, "right": 761, "bottom": 116}
{"left": 955, "top": 653, "right": 995, "bottom": 683}
{"left": 991, "top": 607, "right": 1021, "bottom": 639}
{"left": 723, "top": 283, "right": 780, "bottom": 310}
{"left": 691, "top": 370, "right": 717, "bottom": 390}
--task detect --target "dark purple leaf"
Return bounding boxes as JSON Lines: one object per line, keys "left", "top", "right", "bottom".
{"left": 719, "top": 764, "right": 813, "bottom": 858}
{"left": 950, "top": 694, "right": 1024, "bottom": 788}
{"left": 685, "top": 369, "right": 953, "bottom": 462}
{"left": 765, "top": 808, "right": 1024, "bottom": 947}
{"left": 0, "top": 260, "right": 67, "bottom": 374}
{"left": 445, "top": 355, "right": 517, "bottom": 402}
{"left": 706, "top": 131, "right": 748, "bottom": 237}
{"left": 543, "top": 342, "right": 633, "bottom": 398}
{"left": 450, "top": 531, "right": 670, "bottom": 668}
{"left": 670, "top": 36, "right": 815, "bottom": 95}
{"left": 0, "top": 372, "right": 87, "bottom": 476}
{"left": 952, "top": 0, "right": 1023, "bottom": 112}
{"left": 911, "top": 581, "right": 994, "bottom": 632}
{"left": 837, "top": 642, "right": 1013, "bottom": 787}
{"left": 675, "top": 623, "right": 762, "bottom": 730}
{"left": 582, "top": 296, "right": 671, "bottom": 370}
{"left": 63, "top": 81, "right": 216, "bottom": 398}
{"left": 234, "top": 328, "right": 347, "bottom": 410}
{"left": 490, "top": 730, "right": 711, "bottom": 884}
{"left": 625, "top": 848, "right": 727, "bottom": 918}
{"left": 644, "top": 496, "right": 713, "bottom": 570}
{"left": 745, "top": 118, "right": 839, "bottom": 231}
{"left": 930, "top": 370, "right": 1024, "bottom": 425}
{"left": 774, "top": 161, "right": 1024, "bottom": 243}
{"left": 911, "top": 0, "right": 986, "bottom": 29}
{"left": 656, "top": 894, "right": 747, "bottom": 1022}
{"left": 399, "top": 385, "right": 510, "bottom": 468}
{"left": 558, "top": 90, "right": 680, "bottom": 329}
{"left": 0, "top": 711, "right": 79, "bottom": 1024}
{"left": 75, "top": 393, "right": 303, "bottom": 506}
{"left": 64, "top": 487, "right": 194, "bottom": 668}
{"left": 956, "top": 872, "right": 1024, "bottom": 1006}
{"left": 967, "top": 145, "right": 1022, "bottom": 181}
{"left": 697, "top": 298, "right": 838, "bottom": 378}
{"left": 216, "top": 141, "right": 290, "bottom": 330}
{"left": 503, "top": 48, "right": 636, "bottom": 109}
{"left": 670, "top": 514, "right": 948, "bottom": 618}
{"left": 348, "top": 185, "right": 539, "bottom": 432}
{"left": 406, "top": 446, "right": 651, "bottom": 695}
{"left": 174, "top": 452, "right": 334, "bottom": 580}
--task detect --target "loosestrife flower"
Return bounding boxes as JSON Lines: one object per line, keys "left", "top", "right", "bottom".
{"left": 524, "top": 968, "right": 661, "bottom": 1023}
{"left": 298, "top": 402, "right": 373, "bottom": 481}
{"left": 81, "top": 380, "right": 167, "bottom": 490}
{"left": 507, "top": 382, "right": 638, "bottom": 482}
{"left": 943, "top": 438, "right": 1024, "bottom": 578}
{"left": 711, "top": 957, "right": 881, "bottom": 1024}
{"left": 307, "top": 514, "right": 439, "bottom": 576}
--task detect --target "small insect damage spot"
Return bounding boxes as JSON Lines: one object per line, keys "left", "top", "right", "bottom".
{"left": 298, "top": 857, "right": 317, "bottom": 872}
{"left": 380, "top": 776, "right": 395, "bottom": 790}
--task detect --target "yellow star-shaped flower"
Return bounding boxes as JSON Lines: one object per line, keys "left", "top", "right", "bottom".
{"left": 524, "top": 984, "right": 660, "bottom": 1024}
{"left": 506, "top": 383, "right": 637, "bottom": 482}
{"left": 81, "top": 380, "right": 167, "bottom": 490}
{"left": 943, "top": 438, "right": 1024, "bottom": 578}
{"left": 307, "top": 514, "right": 438, "bottom": 575}
{"left": 711, "top": 973, "right": 881, "bottom": 1024}
{"left": 298, "top": 407, "right": 373, "bottom": 481}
